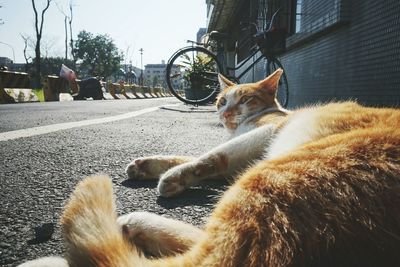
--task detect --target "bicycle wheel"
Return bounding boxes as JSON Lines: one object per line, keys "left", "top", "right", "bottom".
{"left": 166, "top": 46, "right": 222, "bottom": 105}
{"left": 267, "top": 58, "right": 289, "bottom": 108}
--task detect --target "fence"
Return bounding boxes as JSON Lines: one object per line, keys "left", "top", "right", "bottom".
{"left": 0, "top": 70, "right": 172, "bottom": 104}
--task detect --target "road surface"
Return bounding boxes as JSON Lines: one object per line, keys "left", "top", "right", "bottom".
{"left": 0, "top": 98, "right": 229, "bottom": 266}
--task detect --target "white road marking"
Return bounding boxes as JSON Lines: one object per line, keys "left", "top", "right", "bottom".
{"left": 0, "top": 104, "right": 179, "bottom": 142}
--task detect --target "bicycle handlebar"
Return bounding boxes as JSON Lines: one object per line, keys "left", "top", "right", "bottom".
{"left": 237, "top": 7, "right": 282, "bottom": 45}
{"left": 251, "top": 7, "right": 286, "bottom": 53}
{"left": 187, "top": 40, "right": 203, "bottom": 46}
{"left": 196, "top": 8, "right": 282, "bottom": 48}
{"left": 265, "top": 7, "right": 282, "bottom": 33}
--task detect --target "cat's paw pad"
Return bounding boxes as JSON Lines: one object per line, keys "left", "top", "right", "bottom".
{"left": 125, "top": 158, "right": 161, "bottom": 180}
{"left": 157, "top": 166, "right": 195, "bottom": 197}
{"left": 157, "top": 178, "right": 186, "bottom": 197}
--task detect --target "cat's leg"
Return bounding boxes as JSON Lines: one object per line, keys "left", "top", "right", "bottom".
{"left": 17, "top": 256, "right": 68, "bottom": 267}
{"left": 158, "top": 124, "right": 276, "bottom": 197}
{"left": 125, "top": 155, "right": 195, "bottom": 180}
{"left": 117, "top": 211, "right": 205, "bottom": 257}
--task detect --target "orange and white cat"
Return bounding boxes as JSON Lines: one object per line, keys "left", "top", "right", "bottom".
{"left": 126, "top": 69, "right": 290, "bottom": 197}
{"left": 20, "top": 70, "right": 400, "bottom": 266}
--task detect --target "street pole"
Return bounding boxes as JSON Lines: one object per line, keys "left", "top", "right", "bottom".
{"left": 0, "top": 41, "right": 16, "bottom": 63}
{"left": 139, "top": 48, "right": 144, "bottom": 86}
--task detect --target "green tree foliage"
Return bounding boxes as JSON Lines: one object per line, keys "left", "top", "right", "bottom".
{"left": 74, "top": 31, "right": 123, "bottom": 78}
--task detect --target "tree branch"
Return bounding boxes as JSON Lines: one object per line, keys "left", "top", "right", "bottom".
{"left": 31, "top": 0, "right": 39, "bottom": 36}
{"left": 39, "top": 0, "right": 52, "bottom": 38}
{"left": 69, "top": 1, "right": 76, "bottom": 66}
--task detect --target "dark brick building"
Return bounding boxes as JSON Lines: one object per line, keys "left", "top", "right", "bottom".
{"left": 206, "top": 0, "right": 400, "bottom": 107}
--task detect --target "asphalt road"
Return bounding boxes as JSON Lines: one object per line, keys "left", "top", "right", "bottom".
{"left": 0, "top": 98, "right": 229, "bottom": 266}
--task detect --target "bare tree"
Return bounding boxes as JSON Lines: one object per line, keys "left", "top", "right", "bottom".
{"left": 68, "top": 1, "right": 76, "bottom": 68}
{"left": 20, "top": 34, "right": 33, "bottom": 65}
{"left": 41, "top": 36, "right": 57, "bottom": 58}
{"left": 31, "top": 0, "right": 53, "bottom": 85}
{"left": 64, "top": 16, "right": 68, "bottom": 59}
{"left": 56, "top": 1, "right": 76, "bottom": 67}
{"left": 0, "top": 3, "right": 4, "bottom": 25}
{"left": 21, "top": 34, "right": 54, "bottom": 62}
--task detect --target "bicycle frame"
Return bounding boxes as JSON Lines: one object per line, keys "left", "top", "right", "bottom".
{"left": 225, "top": 47, "right": 268, "bottom": 81}
{"left": 185, "top": 38, "right": 272, "bottom": 83}
{"left": 165, "top": 8, "right": 288, "bottom": 106}
{"left": 214, "top": 8, "right": 283, "bottom": 82}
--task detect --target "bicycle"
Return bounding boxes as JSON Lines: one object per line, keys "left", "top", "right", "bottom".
{"left": 165, "top": 9, "right": 289, "bottom": 107}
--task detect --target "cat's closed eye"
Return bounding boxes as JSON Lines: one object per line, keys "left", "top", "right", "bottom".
{"left": 239, "top": 96, "right": 254, "bottom": 104}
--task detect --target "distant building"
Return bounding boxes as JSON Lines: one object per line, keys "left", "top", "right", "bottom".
{"left": 0, "top": 57, "right": 27, "bottom": 72}
{"left": 145, "top": 61, "right": 167, "bottom": 88}
{"left": 0, "top": 57, "right": 13, "bottom": 68}
{"left": 11, "top": 63, "right": 27, "bottom": 72}
{"left": 110, "top": 64, "right": 142, "bottom": 84}
{"left": 197, "top": 28, "right": 207, "bottom": 43}
{"left": 145, "top": 61, "right": 180, "bottom": 89}
{"left": 122, "top": 64, "right": 141, "bottom": 84}
{"left": 207, "top": 0, "right": 400, "bottom": 107}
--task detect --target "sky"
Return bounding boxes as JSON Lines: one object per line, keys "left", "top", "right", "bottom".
{"left": 0, "top": 0, "right": 207, "bottom": 67}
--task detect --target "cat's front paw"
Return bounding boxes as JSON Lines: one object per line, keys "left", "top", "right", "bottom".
{"left": 118, "top": 211, "right": 202, "bottom": 257}
{"left": 117, "top": 211, "right": 161, "bottom": 256}
{"left": 117, "top": 211, "right": 150, "bottom": 238}
{"left": 125, "top": 157, "right": 169, "bottom": 180}
{"left": 157, "top": 163, "right": 199, "bottom": 197}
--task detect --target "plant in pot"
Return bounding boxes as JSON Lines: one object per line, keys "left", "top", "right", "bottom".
{"left": 180, "top": 53, "right": 218, "bottom": 101}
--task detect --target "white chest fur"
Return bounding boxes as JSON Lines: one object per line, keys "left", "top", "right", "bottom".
{"left": 231, "top": 123, "right": 258, "bottom": 138}
{"left": 266, "top": 108, "right": 318, "bottom": 160}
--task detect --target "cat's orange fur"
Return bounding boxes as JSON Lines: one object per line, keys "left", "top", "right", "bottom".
{"left": 216, "top": 70, "right": 284, "bottom": 133}
{"left": 125, "top": 70, "right": 289, "bottom": 198}
{"left": 60, "top": 176, "right": 138, "bottom": 267}
{"left": 60, "top": 101, "right": 400, "bottom": 267}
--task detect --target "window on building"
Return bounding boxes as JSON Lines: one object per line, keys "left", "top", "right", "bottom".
{"left": 226, "top": 0, "right": 347, "bottom": 65}
{"left": 285, "top": 0, "right": 350, "bottom": 47}
{"left": 295, "top": 0, "right": 303, "bottom": 33}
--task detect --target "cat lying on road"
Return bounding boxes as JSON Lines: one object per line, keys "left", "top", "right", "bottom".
{"left": 125, "top": 69, "right": 289, "bottom": 197}
{"left": 20, "top": 70, "right": 400, "bottom": 267}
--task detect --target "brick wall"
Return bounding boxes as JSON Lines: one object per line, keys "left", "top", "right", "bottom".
{"left": 238, "top": 0, "right": 400, "bottom": 108}
{"left": 281, "top": 0, "right": 400, "bottom": 108}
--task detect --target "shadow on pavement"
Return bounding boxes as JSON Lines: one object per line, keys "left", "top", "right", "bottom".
{"left": 157, "top": 180, "right": 229, "bottom": 208}
{"left": 27, "top": 223, "right": 54, "bottom": 245}
{"left": 120, "top": 179, "right": 157, "bottom": 189}
{"left": 160, "top": 106, "right": 216, "bottom": 113}
{"left": 121, "top": 178, "right": 229, "bottom": 208}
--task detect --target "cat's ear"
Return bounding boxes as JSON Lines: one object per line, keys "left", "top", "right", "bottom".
{"left": 258, "top": 68, "right": 283, "bottom": 95}
{"left": 218, "top": 73, "right": 235, "bottom": 90}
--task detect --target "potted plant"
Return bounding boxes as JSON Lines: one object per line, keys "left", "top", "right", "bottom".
{"left": 180, "top": 53, "right": 218, "bottom": 101}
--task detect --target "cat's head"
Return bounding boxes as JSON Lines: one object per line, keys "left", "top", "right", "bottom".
{"left": 216, "top": 69, "right": 283, "bottom": 132}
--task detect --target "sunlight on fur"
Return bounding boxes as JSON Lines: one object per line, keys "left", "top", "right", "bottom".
{"left": 20, "top": 70, "right": 400, "bottom": 267}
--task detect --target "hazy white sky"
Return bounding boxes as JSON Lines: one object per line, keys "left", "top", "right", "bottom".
{"left": 0, "top": 0, "right": 207, "bottom": 67}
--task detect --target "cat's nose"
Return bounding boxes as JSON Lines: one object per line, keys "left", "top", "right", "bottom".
{"left": 223, "top": 111, "right": 232, "bottom": 119}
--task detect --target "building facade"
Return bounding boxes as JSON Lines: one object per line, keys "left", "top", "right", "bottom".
{"left": 0, "top": 57, "right": 27, "bottom": 72}
{"left": 145, "top": 62, "right": 167, "bottom": 87}
{"left": 145, "top": 61, "right": 180, "bottom": 88}
{"left": 207, "top": 0, "right": 400, "bottom": 107}
{"left": 197, "top": 28, "right": 207, "bottom": 43}
{"left": 0, "top": 57, "right": 13, "bottom": 67}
